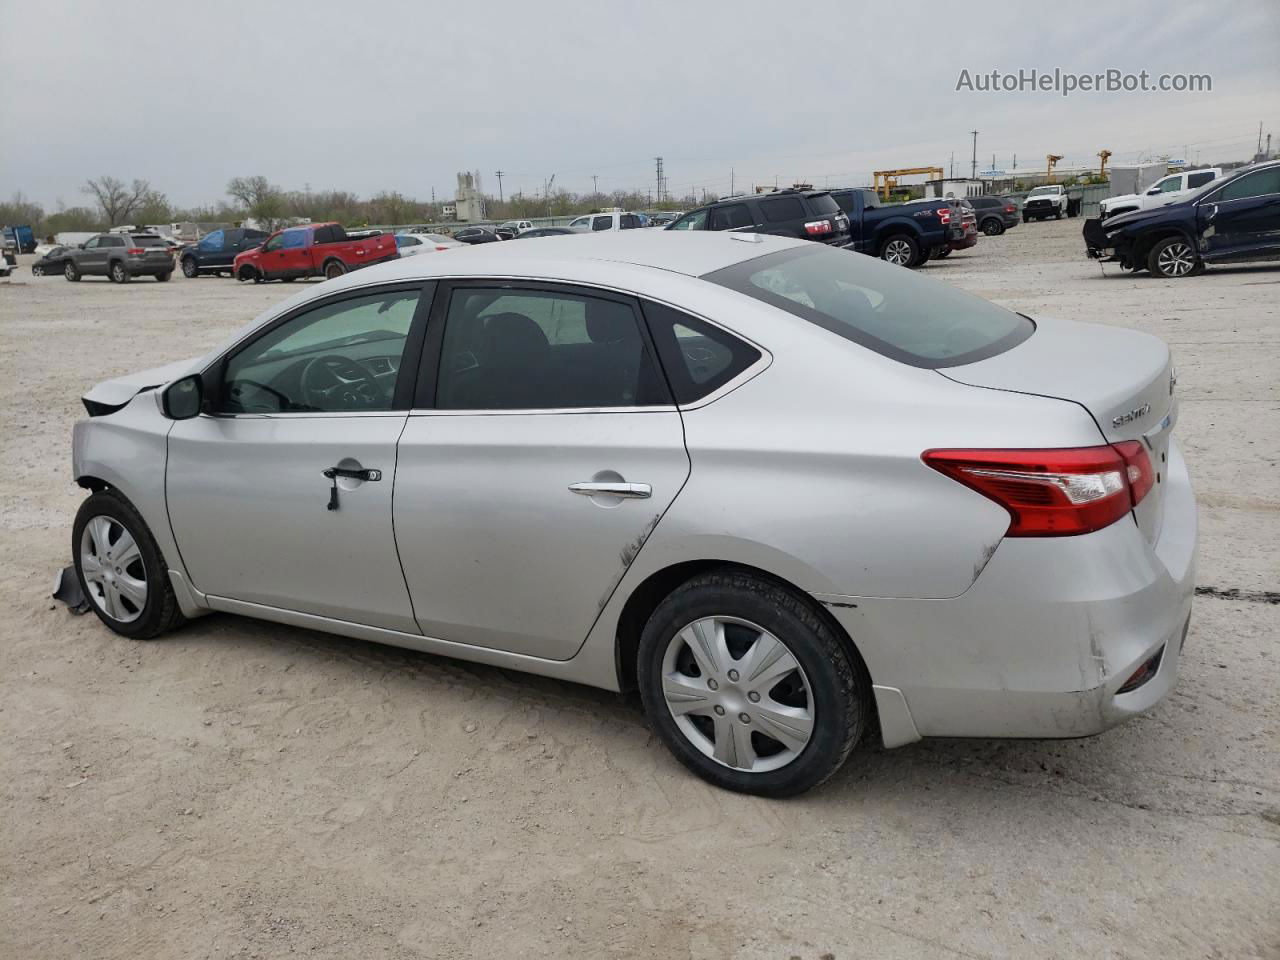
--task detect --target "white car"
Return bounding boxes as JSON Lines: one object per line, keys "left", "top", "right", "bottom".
{"left": 1021, "top": 185, "right": 1070, "bottom": 221}
{"left": 68, "top": 231, "right": 1195, "bottom": 796}
{"left": 499, "top": 220, "right": 534, "bottom": 235}
{"left": 1100, "top": 168, "right": 1223, "bottom": 220}
{"left": 568, "top": 211, "right": 647, "bottom": 232}
{"left": 395, "top": 233, "right": 464, "bottom": 257}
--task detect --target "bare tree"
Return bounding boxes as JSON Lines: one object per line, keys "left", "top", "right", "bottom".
{"left": 82, "top": 176, "right": 152, "bottom": 226}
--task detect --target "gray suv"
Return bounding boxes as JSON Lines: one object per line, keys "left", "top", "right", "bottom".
{"left": 64, "top": 233, "right": 175, "bottom": 283}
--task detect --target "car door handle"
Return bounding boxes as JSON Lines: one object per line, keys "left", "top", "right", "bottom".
{"left": 568, "top": 482, "right": 652, "bottom": 499}
{"left": 323, "top": 466, "right": 382, "bottom": 511}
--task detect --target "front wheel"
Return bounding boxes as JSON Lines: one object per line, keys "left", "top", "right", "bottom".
{"left": 1148, "top": 236, "right": 1202, "bottom": 278}
{"left": 32, "top": 264, "right": 44, "bottom": 276}
{"left": 637, "top": 570, "right": 870, "bottom": 797}
{"left": 880, "top": 234, "right": 918, "bottom": 267}
{"left": 181, "top": 257, "right": 199, "bottom": 278}
{"left": 65, "top": 261, "right": 81, "bottom": 281}
{"left": 73, "top": 491, "right": 184, "bottom": 640}
{"left": 156, "top": 271, "right": 171, "bottom": 282}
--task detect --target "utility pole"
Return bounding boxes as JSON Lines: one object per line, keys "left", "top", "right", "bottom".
{"left": 545, "top": 174, "right": 555, "bottom": 216}
{"left": 730, "top": 167, "right": 735, "bottom": 196}
{"left": 592, "top": 174, "right": 598, "bottom": 197}
{"left": 1267, "top": 133, "right": 1273, "bottom": 160}
{"left": 949, "top": 152, "right": 954, "bottom": 178}
{"left": 654, "top": 157, "right": 664, "bottom": 204}
{"left": 495, "top": 171, "right": 504, "bottom": 204}
{"left": 970, "top": 130, "right": 979, "bottom": 179}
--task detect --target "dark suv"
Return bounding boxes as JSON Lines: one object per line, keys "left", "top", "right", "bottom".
{"left": 964, "top": 196, "right": 1020, "bottom": 236}
{"left": 665, "top": 189, "right": 852, "bottom": 247}
{"left": 64, "top": 233, "right": 174, "bottom": 283}
{"left": 179, "top": 228, "right": 269, "bottom": 277}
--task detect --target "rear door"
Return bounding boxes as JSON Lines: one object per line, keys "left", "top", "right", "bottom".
{"left": 393, "top": 281, "right": 690, "bottom": 660}
{"left": 1202, "top": 167, "right": 1280, "bottom": 259}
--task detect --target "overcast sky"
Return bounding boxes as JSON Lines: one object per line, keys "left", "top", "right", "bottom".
{"left": 1, "top": 0, "right": 1276, "bottom": 210}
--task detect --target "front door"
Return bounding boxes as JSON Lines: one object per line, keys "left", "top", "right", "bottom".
{"left": 394, "top": 282, "right": 690, "bottom": 660}
{"left": 166, "top": 284, "right": 431, "bottom": 631}
{"left": 78, "top": 236, "right": 109, "bottom": 274}
{"left": 1201, "top": 167, "right": 1280, "bottom": 259}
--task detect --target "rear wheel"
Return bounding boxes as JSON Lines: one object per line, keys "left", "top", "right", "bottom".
{"left": 181, "top": 257, "right": 199, "bottom": 278}
{"left": 73, "top": 490, "right": 183, "bottom": 640}
{"left": 982, "top": 218, "right": 1004, "bottom": 236}
{"left": 110, "top": 261, "right": 130, "bottom": 284}
{"left": 65, "top": 261, "right": 81, "bottom": 281}
{"left": 156, "top": 271, "right": 171, "bottom": 282}
{"left": 323, "top": 260, "right": 347, "bottom": 280}
{"left": 880, "top": 234, "right": 918, "bottom": 267}
{"left": 933, "top": 247, "right": 951, "bottom": 258}
{"left": 637, "top": 570, "right": 869, "bottom": 797}
{"left": 1148, "top": 236, "right": 1201, "bottom": 278}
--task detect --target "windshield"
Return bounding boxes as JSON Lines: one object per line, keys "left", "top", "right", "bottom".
{"left": 1028, "top": 186, "right": 1059, "bottom": 196}
{"left": 703, "top": 245, "right": 1033, "bottom": 368}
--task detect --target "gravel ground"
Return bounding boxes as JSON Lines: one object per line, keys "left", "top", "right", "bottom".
{"left": 1, "top": 221, "right": 1277, "bottom": 960}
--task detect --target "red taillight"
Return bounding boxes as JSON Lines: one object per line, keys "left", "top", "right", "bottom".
{"left": 1004, "top": 204, "right": 1016, "bottom": 213}
{"left": 803, "top": 219, "right": 832, "bottom": 236}
{"left": 922, "top": 444, "right": 1152, "bottom": 537}
{"left": 127, "top": 247, "right": 145, "bottom": 255}
{"left": 435, "top": 245, "right": 450, "bottom": 251}
{"left": 936, "top": 207, "right": 952, "bottom": 225}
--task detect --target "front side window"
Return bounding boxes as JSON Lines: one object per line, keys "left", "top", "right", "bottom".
{"left": 217, "top": 288, "right": 422, "bottom": 414}
{"left": 592, "top": 216, "right": 614, "bottom": 231}
{"left": 708, "top": 204, "right": 753, "bottom": 230}
{"left": 704, "top": 245, "right": 1033, "bottom": 369}
{"left": 1218, "top": 168, "right": 1280, "bottom": 202}
{"left": 281, "top": 228, "right": 309, "bottom": 249}
{"left": 569, "top": 217, "right": 589, "bottom": 229}
{"left": 263, "top": 233, "right": 285, "bottom": 252}
{"left": 435, "top": 287, "right": 668, "bottom": 410}
{"left": 669, "top": 209, "right": 708, "bottom": 230}
{"left": 83, "top": 237, "right": 100, "bottom": 249}
{"left": 1154, "top": 177, "right": 1182, "bottom": 193}
{"left": 198, "top": 230, "right": 225, "bottom": 252}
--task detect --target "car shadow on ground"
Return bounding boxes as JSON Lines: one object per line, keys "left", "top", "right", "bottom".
{"left": 167, "top": 610, "right": 1192, "bottom": 809}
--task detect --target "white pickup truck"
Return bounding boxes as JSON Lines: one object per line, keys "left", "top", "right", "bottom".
{"left": 1099, "top": 168, "right": 1222, "bottom": 220}
{"left": 1021, "top": 184, "right": 1070, "bottom": 221}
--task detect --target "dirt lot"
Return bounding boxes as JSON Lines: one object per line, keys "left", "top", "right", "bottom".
{"left": 1, "top": 221, "right": 1277, "bottom": 959}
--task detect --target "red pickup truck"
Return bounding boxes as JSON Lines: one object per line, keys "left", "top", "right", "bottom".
{"left": 233, "top": 222, "right": 398, "bottom": 283}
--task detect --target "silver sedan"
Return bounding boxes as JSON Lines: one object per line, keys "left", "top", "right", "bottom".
{"left": 69, "top": 231, "right": 1196, "bottom": 796}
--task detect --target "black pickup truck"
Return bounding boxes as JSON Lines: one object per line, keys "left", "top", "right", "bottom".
{"left": 827, "top": 189, "right": 962, "bottom": 267}
{"left": 1083, "top": 159, "right": 1280, "bottom": 278}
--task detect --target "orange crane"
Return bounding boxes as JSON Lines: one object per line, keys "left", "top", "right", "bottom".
{"left": 1046, "top": 154, "right": 1064, "bottom": 181}
{"left": 872, "top": 167, "right": 944, "bottom": 201}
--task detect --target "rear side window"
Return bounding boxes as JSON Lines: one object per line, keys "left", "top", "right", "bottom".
{"left": 806, "top": 194, "right": 840, "bottom": 216}
{"left": 831, "top": 192, "right": 856, "bottom": 214}
{"left": 642, "top": 301, "right": 761, "bottom": 404}
{"left": 592, "top": 216, "right": 613, "bottom": 231}
{"left": 132, "top": 236, "right": 167, "bottom": 248}
{"left": 1186, "top": 171, "right": 1215, "bottom": 188}
{"left": 1218, "top": 168, "right": 1280, "bottom": 201}
{"left": 760, "top": 196, "right": 803, "bottom": 222}
{"left": 704, "top": 245, "right": 1033, "bottom": 369}
{"left": 708, "top": 203, "right": 753, "bottom": 230}
{"left": 620, "top": 214, "right": 639, "bottom": 229}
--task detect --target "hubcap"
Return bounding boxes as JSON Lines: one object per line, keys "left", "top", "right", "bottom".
{"left": 662, "top": 616, "right": 814, "bottom": 773}
{"left": 80, "top": 516, "right": 147, "bottom": 623}
{"left": 1157, "top": 243, "right": 1195, "bottom": 277}
{"left": 884, "top": 240, "right": 911, "bottom": 265}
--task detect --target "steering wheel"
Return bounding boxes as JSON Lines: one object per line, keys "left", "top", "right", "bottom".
{"left": 299, "top": 355, "right": 382, "bottom": 411}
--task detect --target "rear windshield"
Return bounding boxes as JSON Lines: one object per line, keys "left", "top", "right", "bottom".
{"left": 131, "top": 236, "right": 167, "bottom": 247}
{"left": 703, "top": 245, "right": 1033, "bottom": 368}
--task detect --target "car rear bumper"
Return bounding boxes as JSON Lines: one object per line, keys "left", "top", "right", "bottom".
{"left": 815, "top": 438, "right": 1197, "bottom": 746}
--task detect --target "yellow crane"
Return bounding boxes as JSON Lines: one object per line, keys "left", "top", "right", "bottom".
{"left": 1046, "top": 154, "right": 1064, "bottom": 181}
{"left": 873, "top": 167, "right": 944, "bottom": 202}
{"left": 1097, "top": 149, "right": 1112, "bottom": 178}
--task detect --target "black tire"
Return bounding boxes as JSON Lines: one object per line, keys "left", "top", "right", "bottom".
{"left": 65, "top": 261, "right": 81, "bottom": 282}
{"left": 981, "top": 217, "right": 1004, "bottom": 236}
{"left": 1021, "top": 215, "right": 1029, "bottom": 224}
{"left": 156, "top": 271, "right": 171, "bottom": 282}
{"left": 32, "top": 264, "right": 44, "bottom": 276}
{"left": 636, "top": 569, "right": 870, "bottom": 797}
{"left": 181, "top": 257, "right": 199, "bottom": 278}
{"left": 323, "top": 260, "right": 347, "bottom": 280}
{"left": 72, "top": 490, "right": 184, "bottom": 640}
{"left": 879, "top": 234, "right": 918, "bottom": 268}
{"left": 110, "top": 261, "right": 130, "bottom": 284}
{"left": 933, "top": 247, "right": 951, "bottom": 258}
{"left": 237, "top": 265, "right": 259, "bottom": 283}
{"left": 1055, "top": 209, "right": 1063, "bottom": 220}
{"left": 1147, "top": 236, "right": 1202, "bottom": 278}
{"left": 281, "top": 277, "right": 296, "bottom": 283}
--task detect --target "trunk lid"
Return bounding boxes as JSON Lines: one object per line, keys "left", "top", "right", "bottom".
{"left": 941, "top": 316, "right": 1176, "bottom": 544}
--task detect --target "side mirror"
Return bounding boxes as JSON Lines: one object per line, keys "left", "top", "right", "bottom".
{"left": 161, "top": 374, "right": 203, "bottom": 420}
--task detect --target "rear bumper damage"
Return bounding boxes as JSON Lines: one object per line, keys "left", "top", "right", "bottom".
{"left": 816, "top": 438, "right": 1197, "bottom": 746}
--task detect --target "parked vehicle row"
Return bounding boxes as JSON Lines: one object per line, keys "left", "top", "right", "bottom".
{"left": 1083, "top": 158, "right": 1280, "bottom": 278}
